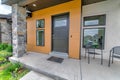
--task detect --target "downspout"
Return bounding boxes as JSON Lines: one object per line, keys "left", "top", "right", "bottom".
{"left": 79, "top": 0, "right": 83, "bottom": 60}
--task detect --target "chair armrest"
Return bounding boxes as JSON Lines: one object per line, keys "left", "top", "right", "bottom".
{"left": 110, "top": 49, "right": 113, "bottom": 53}
{"left": 109, "top": 49, "right": 113, "bottom": 58}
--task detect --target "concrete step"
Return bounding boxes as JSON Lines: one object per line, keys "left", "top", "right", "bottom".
{"left": 20, "top": 71, "right": 54, "bottom": 80}
{"left": 9, "top": 56, "right": 67, "bottom": 80}
{"left": 49, "top": 51, "right": 68, "bottom": 58}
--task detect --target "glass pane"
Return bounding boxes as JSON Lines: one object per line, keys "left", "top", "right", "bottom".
{"left": 85, "top": 20, "right": 99, "bottom": 26}
{"left": 84, "top": 14, "right": 106, "bottom": 26}
{"left": 54, "top": 18, "right": 67, "bottom": 27}
{"left": 36, "top": 19, "right": 44, "bottom": 28}
{"left": 36, "top": 30, "right": 44, "bottom": 46}
{"left": 83, "top": 28, "right": 105, "bottom": 49}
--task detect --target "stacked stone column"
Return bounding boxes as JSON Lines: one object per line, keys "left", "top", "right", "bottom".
{"left": 12, "top": 4, "right": 26, "bottom": 57}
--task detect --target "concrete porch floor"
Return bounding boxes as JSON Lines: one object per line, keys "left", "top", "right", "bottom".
{"left": 10, "top": 52, "right": 120, "bottom": 80}
{"left": 81, "top": 57, "right": 120, "bottom": 80}
{"left": 10, "top": 52, "right": 81, "bottom": 80}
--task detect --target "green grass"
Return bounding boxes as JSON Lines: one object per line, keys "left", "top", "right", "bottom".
{"left": 0, "top": 50, "right": 12, "bottom": 67}
{"left": 0, "top": 71, "right": 11, "bottom": 80}
{"left": 0, "top": 50, "right": 12, "bottom": 58}
{"left": 0, "top": 62, "right": 29, "bottom": 80}
{"left": 0, "top": 48, "right": 29, "bottom": 80}
{"left": 0, "top": 69, "right": 29, "bottom": 80}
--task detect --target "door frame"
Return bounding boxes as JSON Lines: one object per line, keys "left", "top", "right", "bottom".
{"left": 51, "top": 12, "right": 70, "bottom": 53}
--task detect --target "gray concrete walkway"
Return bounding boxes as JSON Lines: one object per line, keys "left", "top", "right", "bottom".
{"left": 20, "top": 71, "right": 54, "bottom": 80}
{"left": 10, "top": 52, "right": 120, "bottom": 80}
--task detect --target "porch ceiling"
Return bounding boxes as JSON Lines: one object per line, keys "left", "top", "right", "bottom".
{"left": 2, "top": 0, "right": 72, "bottom": 12}
{"left": 82, "top": 0, "right": 106, "bottom": 5}
{"left": 2, "top": 0, "right": 106, "bottom": 11}
{"left": 26, "top": 0, "right": 72, "bottom": 12}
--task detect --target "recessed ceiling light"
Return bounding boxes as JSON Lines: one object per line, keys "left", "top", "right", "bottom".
{"left": 33, "top": 4, "right": 36, "bottom": 7}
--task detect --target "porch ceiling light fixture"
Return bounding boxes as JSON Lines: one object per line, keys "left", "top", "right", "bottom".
{"left": 33, "top": 4, "right": 36, "bottom": 7}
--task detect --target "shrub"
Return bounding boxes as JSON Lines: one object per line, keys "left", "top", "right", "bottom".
{"left": 1, "top": 62, "right": 23, "bottom": 79}
{"left": 0, "top": 43, "right": 13, "bottom": 52}
{"left": 6, "top": 45, "right": 13, "bottom": 52}
{"left": 0, "top": 62, "right": 29, "bottom": 80}
{"left": 4, "top": 62, "right": 22, "bottom": 73}
{"left": 0, "top": 57, "right": 6, "bottom": 63}
{"left": 0, "top": 50, "right": 12, "bottom": 63}
{"left": 0, "top": 43, "right": 8, "bottom": 50}
{"left": 0, "top": 51, "right": 12, "bottom": 58}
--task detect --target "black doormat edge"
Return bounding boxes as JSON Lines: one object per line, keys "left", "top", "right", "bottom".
{"left": 47, "top": 56, "right": 64, "bottom": 63}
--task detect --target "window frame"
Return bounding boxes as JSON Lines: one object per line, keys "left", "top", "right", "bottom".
{"left": 36, "top": 29, "right": 45, "bottom": 46}
{"left": 83, "top": 14, "right": 106, "bottom": 27}
{"left": 36, "top": 19, "right": 45, "bottom": 28}
{"left": 36, "top": 19, "right": 45, "bottom": 46}
{"left": 83, "top": 28, "right": 105, "bottom": 49}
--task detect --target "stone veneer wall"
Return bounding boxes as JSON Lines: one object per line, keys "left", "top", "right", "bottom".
{"left": 12, "top": 4, "right": 26, "bottom": 57}
{"left": 0, "top": 19, "right": 12, "bottom": 44}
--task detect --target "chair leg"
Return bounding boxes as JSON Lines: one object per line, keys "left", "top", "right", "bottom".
{"left": 108, "top": 57, "right": 111, "bottom": 67}
{"left": 88, "top": 53, "right": 90, "bottom": 64}
{"left": 108, "top": 53, "right": 111, "bottom": 67}
{"left": 101, "top": 53, "right": 103, "bottom": 65}
{"left": 101, "top": 50, "right": 103, "bottom": 65}
{"left": 112, "top": 56, "right": 113, "bottom": 64}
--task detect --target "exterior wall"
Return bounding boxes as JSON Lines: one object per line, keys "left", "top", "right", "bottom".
{"left": 27, "top": 0, "right": 81, "bottom": 59}
{"left": 0, "top": 19, "right": 12, "bottom": 44}
{"left": 81, "top": 0, "right": 120, "bottom": 59}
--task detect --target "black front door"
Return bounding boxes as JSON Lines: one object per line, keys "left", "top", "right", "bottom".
{"left": 52, "top": 13, "right": 69, "bottom": 53}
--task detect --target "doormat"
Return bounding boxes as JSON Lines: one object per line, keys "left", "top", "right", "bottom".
{"left": 47, "top": 56, "right": 64, "bottom": 63}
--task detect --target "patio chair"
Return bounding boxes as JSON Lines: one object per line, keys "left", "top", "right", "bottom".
{"left": 85, "top": 44, "right": 103, "bottom": 65}
{"left": 108, "top": 46, "right": 120, "bottom": 67}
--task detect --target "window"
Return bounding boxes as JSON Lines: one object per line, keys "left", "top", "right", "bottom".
{"left": 83, "top": 14, "right": 106, "bottom": 26}
{"left": 36, "top": 30, "right": 44, "bottom": 46}
{"left": 36, "top": 19, "right": 45, "bottom": 28}
{"left": 54, "top": 18, "right": 67, "bottom": 27}
{"left": 83, "top": 28, "right": 105, "bottom": 49}
{"left": 36, "top": 19, "right": 45, "bottom": 46}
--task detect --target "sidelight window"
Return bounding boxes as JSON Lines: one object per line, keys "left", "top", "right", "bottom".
{"left": 36, "top": 19, "right": 45, "bottom": 46}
